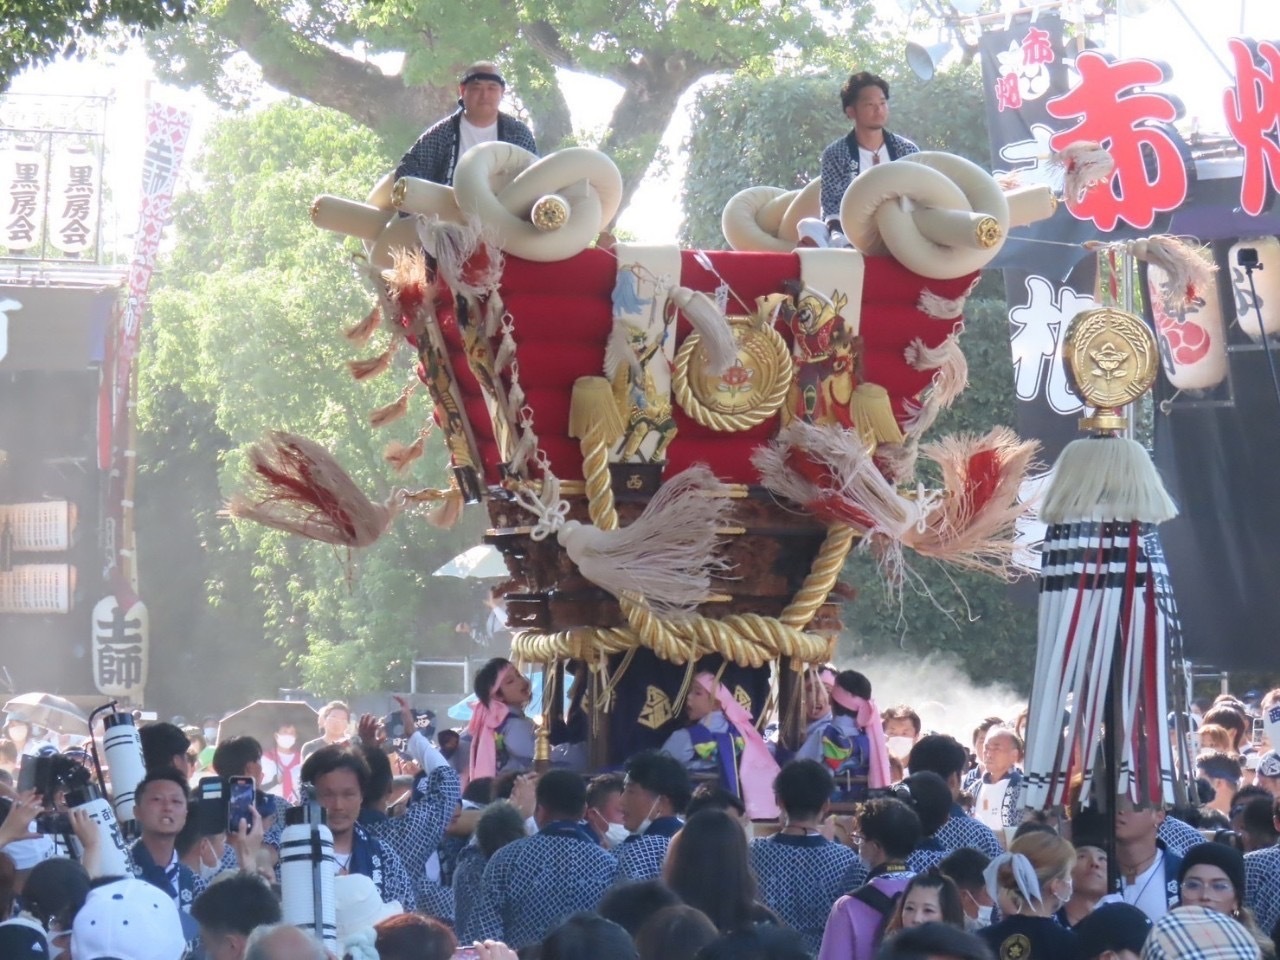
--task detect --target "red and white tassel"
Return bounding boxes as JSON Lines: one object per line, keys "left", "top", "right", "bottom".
{"left": 1052, "top": 141, "right": 1115, "bottom": 202}
{"left": 369, "top": 383, "right": 417, "bottom": 428}
{"left": 226, "top": 432, "right": 397, "bottom": 547}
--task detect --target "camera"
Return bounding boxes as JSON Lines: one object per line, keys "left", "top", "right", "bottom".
{"left": 1238, "top": 247, "right": 1261, "bottom": 269}
{"left": 17, "top": 750, "right": 92, "bottom": 802}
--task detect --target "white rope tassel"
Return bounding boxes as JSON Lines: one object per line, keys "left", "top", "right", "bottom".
{"left": 559, "top": 465, "right": 733, "bottom": 620}
{"left": 906, "top": 335, "right": 969, "bottom": 409}
{"left": 670, "top": 285, "right": 739, "bottom": 377}
{"left": 917, "top": 288, "right": 968, "bottom": 320}
{"left": 1041, "top": 437, "right": 1178, "bottom": 524}
{"left": 1052, "top": 141, "right": 1115, "bottom": 202}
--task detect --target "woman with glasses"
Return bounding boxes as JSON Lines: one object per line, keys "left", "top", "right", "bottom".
{"left": 1177, "top": 842, "right": 1276, "bottom": 958}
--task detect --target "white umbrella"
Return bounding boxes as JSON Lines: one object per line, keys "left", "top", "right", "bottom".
{"left": 431, "top": 544, "right": 508, "bottom": 579}
{"left": 3, "top": 692, "right": 89, "bottom": 734}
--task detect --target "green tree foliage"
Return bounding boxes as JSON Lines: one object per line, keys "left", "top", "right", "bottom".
{"left": 681, "top": 68, "right": 1036, "bottom": 689}
{"left": 0, "top": 0, "right": 193, "bottom": 91}
{"left": 143, "top": 0, "right": 861, "bottom": 209}
{"left": 138, "top": 99, "right": 482, "bottom": 707}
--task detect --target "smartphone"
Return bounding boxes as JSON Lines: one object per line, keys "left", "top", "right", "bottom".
{"left": 17, "top": 754, "right": 38, "bottom": 794}
{"left": 195, "top": 776, "right": 229, "bottom": 837}
{"left": 228, "top": 776, "right": 256, "bottom": 833}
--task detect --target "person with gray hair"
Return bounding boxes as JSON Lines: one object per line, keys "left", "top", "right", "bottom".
{"left": 244, "top": 923, "right": 328, "bottom": 960}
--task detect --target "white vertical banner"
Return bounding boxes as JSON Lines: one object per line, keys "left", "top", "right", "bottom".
{"left": 49, "top": 142, "right": 99, "bottom": 255}
{"left": 92, "top": 596, "right": 150, "bottom": 699}
{"left": 3, "top": 141, "right": 46, "bottom": 252}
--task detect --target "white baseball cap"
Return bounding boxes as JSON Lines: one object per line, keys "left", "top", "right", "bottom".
{"left": 71, "top": 879, "right": 186, "bottom": 960}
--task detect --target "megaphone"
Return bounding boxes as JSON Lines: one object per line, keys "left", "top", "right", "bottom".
{"left": 905, "top": 41, "right": 956, "bottom": 82}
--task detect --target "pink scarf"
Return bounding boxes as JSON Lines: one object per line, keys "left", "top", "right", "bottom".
{"left": 695, "top": 673, "right": 780, "bottom": 820}
{"left": 467, "top": 665, "right": 512, "bottom": 779}
{"left": 828, "top": 686, "right": 892, "bottom": 789}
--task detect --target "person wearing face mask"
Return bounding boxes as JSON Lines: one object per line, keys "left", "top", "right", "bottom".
{"left": 797, "top": 670, "right": 892, "bottom": 803}
{"left": 584, "top": 773, "right": 628, "bottom": 849}
{"left": 940, "top": 847, "right": 995, "bottom": 931}
{"left": 978, "top": 832, "right": 1079, "bottom": 960}
{"left": 750, "top": 759, "right": 860, "bottom": 953}
{"left": 260, "top": 721, "right": 302, "bottom": 804}
{"left": 882, "top": 704, "right": 922, "bottom": 767}
{"left": 613, "top": 749, "right": 691, "bottom": 883}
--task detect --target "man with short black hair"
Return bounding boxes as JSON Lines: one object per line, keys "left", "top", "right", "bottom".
{"left": 939, "top": 847, "right": 993, "bottom": 931}
{"left": 817, "top": 71, "right": 919, "bottom": 234}
{"left": 614, "top": 749, "right": 692, "bottom": 882}
{"left": 129, "top": 770, "right": 207, "bottom": 913}
{"left": 907, "top": 734, "right": 1002, "bottom": 857}
{"left": 1196, "top": 750, "right": 1243, "bottom": 819}
{"left": 902, "top": 770, "right": 954, "bottom": 874}
{"left": 751, "top": 760, "right": 860, "bottom": 953}
{"left": 1237, "top": 793, "right": 1279, "bottom": 852}
{"left": 140, "top": 722, "right": 192, "bottom": 778}
{"left": 585, "top": 772, "right": 626, "bottom": 847}
{"left": 192, "top": 872, "right": 282, "bottom": 960}
{"left": 482, "top": 769, "right": 615, "bottom": 948}
{"left": 300, "top": 702, "right": 350, "bottom": 760}
{"left": 300, "top": 745, "right": 414, "bottom": 910}
{"left": 395, "top": 61, "right": 538, "bottom": 188}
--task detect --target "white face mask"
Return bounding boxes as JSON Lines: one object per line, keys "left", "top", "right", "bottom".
{"left": 635, "top": 798, "right": 661, "bottom": 836}
{"left": 886, "top": 735, "right": 915, "bottom": 758}
{"left": 966, "top": 904, "right": 994, "bottom": 931}
{"left": 275, "top": 734, "right": 296, "bottom": 750}
{"left": 198, "top": 858, "right": 223, "bottom": 881}
{"left": 602, "top": 822, "right": 631, "bottom": 848}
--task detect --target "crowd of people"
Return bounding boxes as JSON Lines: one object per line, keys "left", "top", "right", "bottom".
{"left": 0, "top": 654, "right": 1277, "bottom": 960}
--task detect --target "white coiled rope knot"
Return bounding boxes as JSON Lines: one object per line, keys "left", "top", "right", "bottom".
{"left": 720, "top": 178, "right": 822, "bottom": 253}
{"left": 395, "top": 143, "right": 623, "bottom": 262}
{"left": 840, "top": 152, "right": 1010, "bottom": 280}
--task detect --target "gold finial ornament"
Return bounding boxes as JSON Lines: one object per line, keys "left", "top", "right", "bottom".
{"left": 531, "top": 194, "right": 570, "bottom": 231}
{"left": 976, "top": 216, "right": 1003, "bottom": 249}
{"left": 390, "top": 178, "right": 408, "bottom": 207}
{"left": 1063, "top": 307, "right": 1159, "bottom": 431}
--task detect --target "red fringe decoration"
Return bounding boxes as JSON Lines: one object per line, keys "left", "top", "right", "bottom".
{"left": 369, "top": 387, "right": 413, "bottom": 428}
{"left": 226, "top": 432, "right": 396, "bottom": 547}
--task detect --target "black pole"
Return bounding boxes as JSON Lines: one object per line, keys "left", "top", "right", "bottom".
{"left": 1102, "top": 520, "right": 1123, "bottom": 895}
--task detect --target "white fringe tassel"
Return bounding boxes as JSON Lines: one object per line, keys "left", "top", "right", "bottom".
{"left": 670, "top": 286, "right": 739, "bottom": 377}
{"left": 1041, "top": 437, "right": 1178, "bottom": 524}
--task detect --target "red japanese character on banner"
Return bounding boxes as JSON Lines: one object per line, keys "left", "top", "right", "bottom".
{"left": 995, "top": 73, "right": 1022, "bottom": 112}
{"left": 1023, "top": 27, "right": 1054, "bottom": 68}
{"left": 1224, "top": 37, "right": 1280, "bottom": 217}
{"left": 1047, "top": 52, "right": 1187, "bottom": 231}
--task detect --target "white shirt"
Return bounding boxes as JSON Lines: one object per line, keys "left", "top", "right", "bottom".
{"left": 460, "top": 117, "right": 498, "bottom": 154}
{"left": 857, "top": 143, "right": 889, "bottom": 173}
{"left": 975, "top": 776, "right": 1011, "bottom": 832}
{"left": 1099, "top": 855, "right": 1169, "bottom": 922}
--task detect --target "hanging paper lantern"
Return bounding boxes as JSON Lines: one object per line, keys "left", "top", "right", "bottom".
{"left": 0, "top": 501, "right": 77, "bottom": 551}
{"left": 1227, "top": 237, "right": 1280, "bottom": 341}
{"left": 1147, "top": 262, "right": 1228, "bottom": 391}
{"left": 91, "top": 596, "right": 150, "bottom": 699}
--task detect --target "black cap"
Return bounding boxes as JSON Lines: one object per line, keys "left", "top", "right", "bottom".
{"left": 1074, "top": 902, "right": 1152, "bottom": 959}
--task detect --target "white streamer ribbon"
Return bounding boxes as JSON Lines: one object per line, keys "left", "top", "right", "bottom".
{"left": 983, "top": 852, "right": 1043, "bottom": 907}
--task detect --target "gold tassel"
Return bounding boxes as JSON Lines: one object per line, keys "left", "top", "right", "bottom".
{"left": 569, "top": 376, "right": 626, "bottom": 444}
{"left": 344, "top": 304, "right": 382, "bottom": 344}
{"left": 369, "top": 384, "right": 416, "bottom": 428}
{"left": 348, "top": 344, "right": 395, "bottom": 381}
{"left": 850, "top": 383, "right": 905, "bottom": 448}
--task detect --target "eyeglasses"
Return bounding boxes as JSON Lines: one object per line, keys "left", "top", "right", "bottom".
{"left": 1181, "top": 878, "right": 1235, "bottom": 896}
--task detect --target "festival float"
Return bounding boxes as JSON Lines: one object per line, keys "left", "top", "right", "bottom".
{"left": 228, "top": 134, "right": 1174, "bottom": 788}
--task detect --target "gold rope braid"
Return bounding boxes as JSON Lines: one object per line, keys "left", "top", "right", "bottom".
{"left": 671, "top": 323, "right": 793, "bottom": 432}
{"left": 510, "top": 432, "right": 856, "bottom": 668}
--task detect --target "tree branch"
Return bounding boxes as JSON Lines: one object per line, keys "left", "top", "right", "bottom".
{"left": 218, "top": 0, "right": 452, "bottom": 141}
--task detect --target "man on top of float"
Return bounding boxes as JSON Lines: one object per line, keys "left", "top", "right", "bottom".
{"left": 803, "top": 70, "right": 919, "bottom": 247}
{"left": 394, "top": 60, "right": 539, "bottom": 187}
